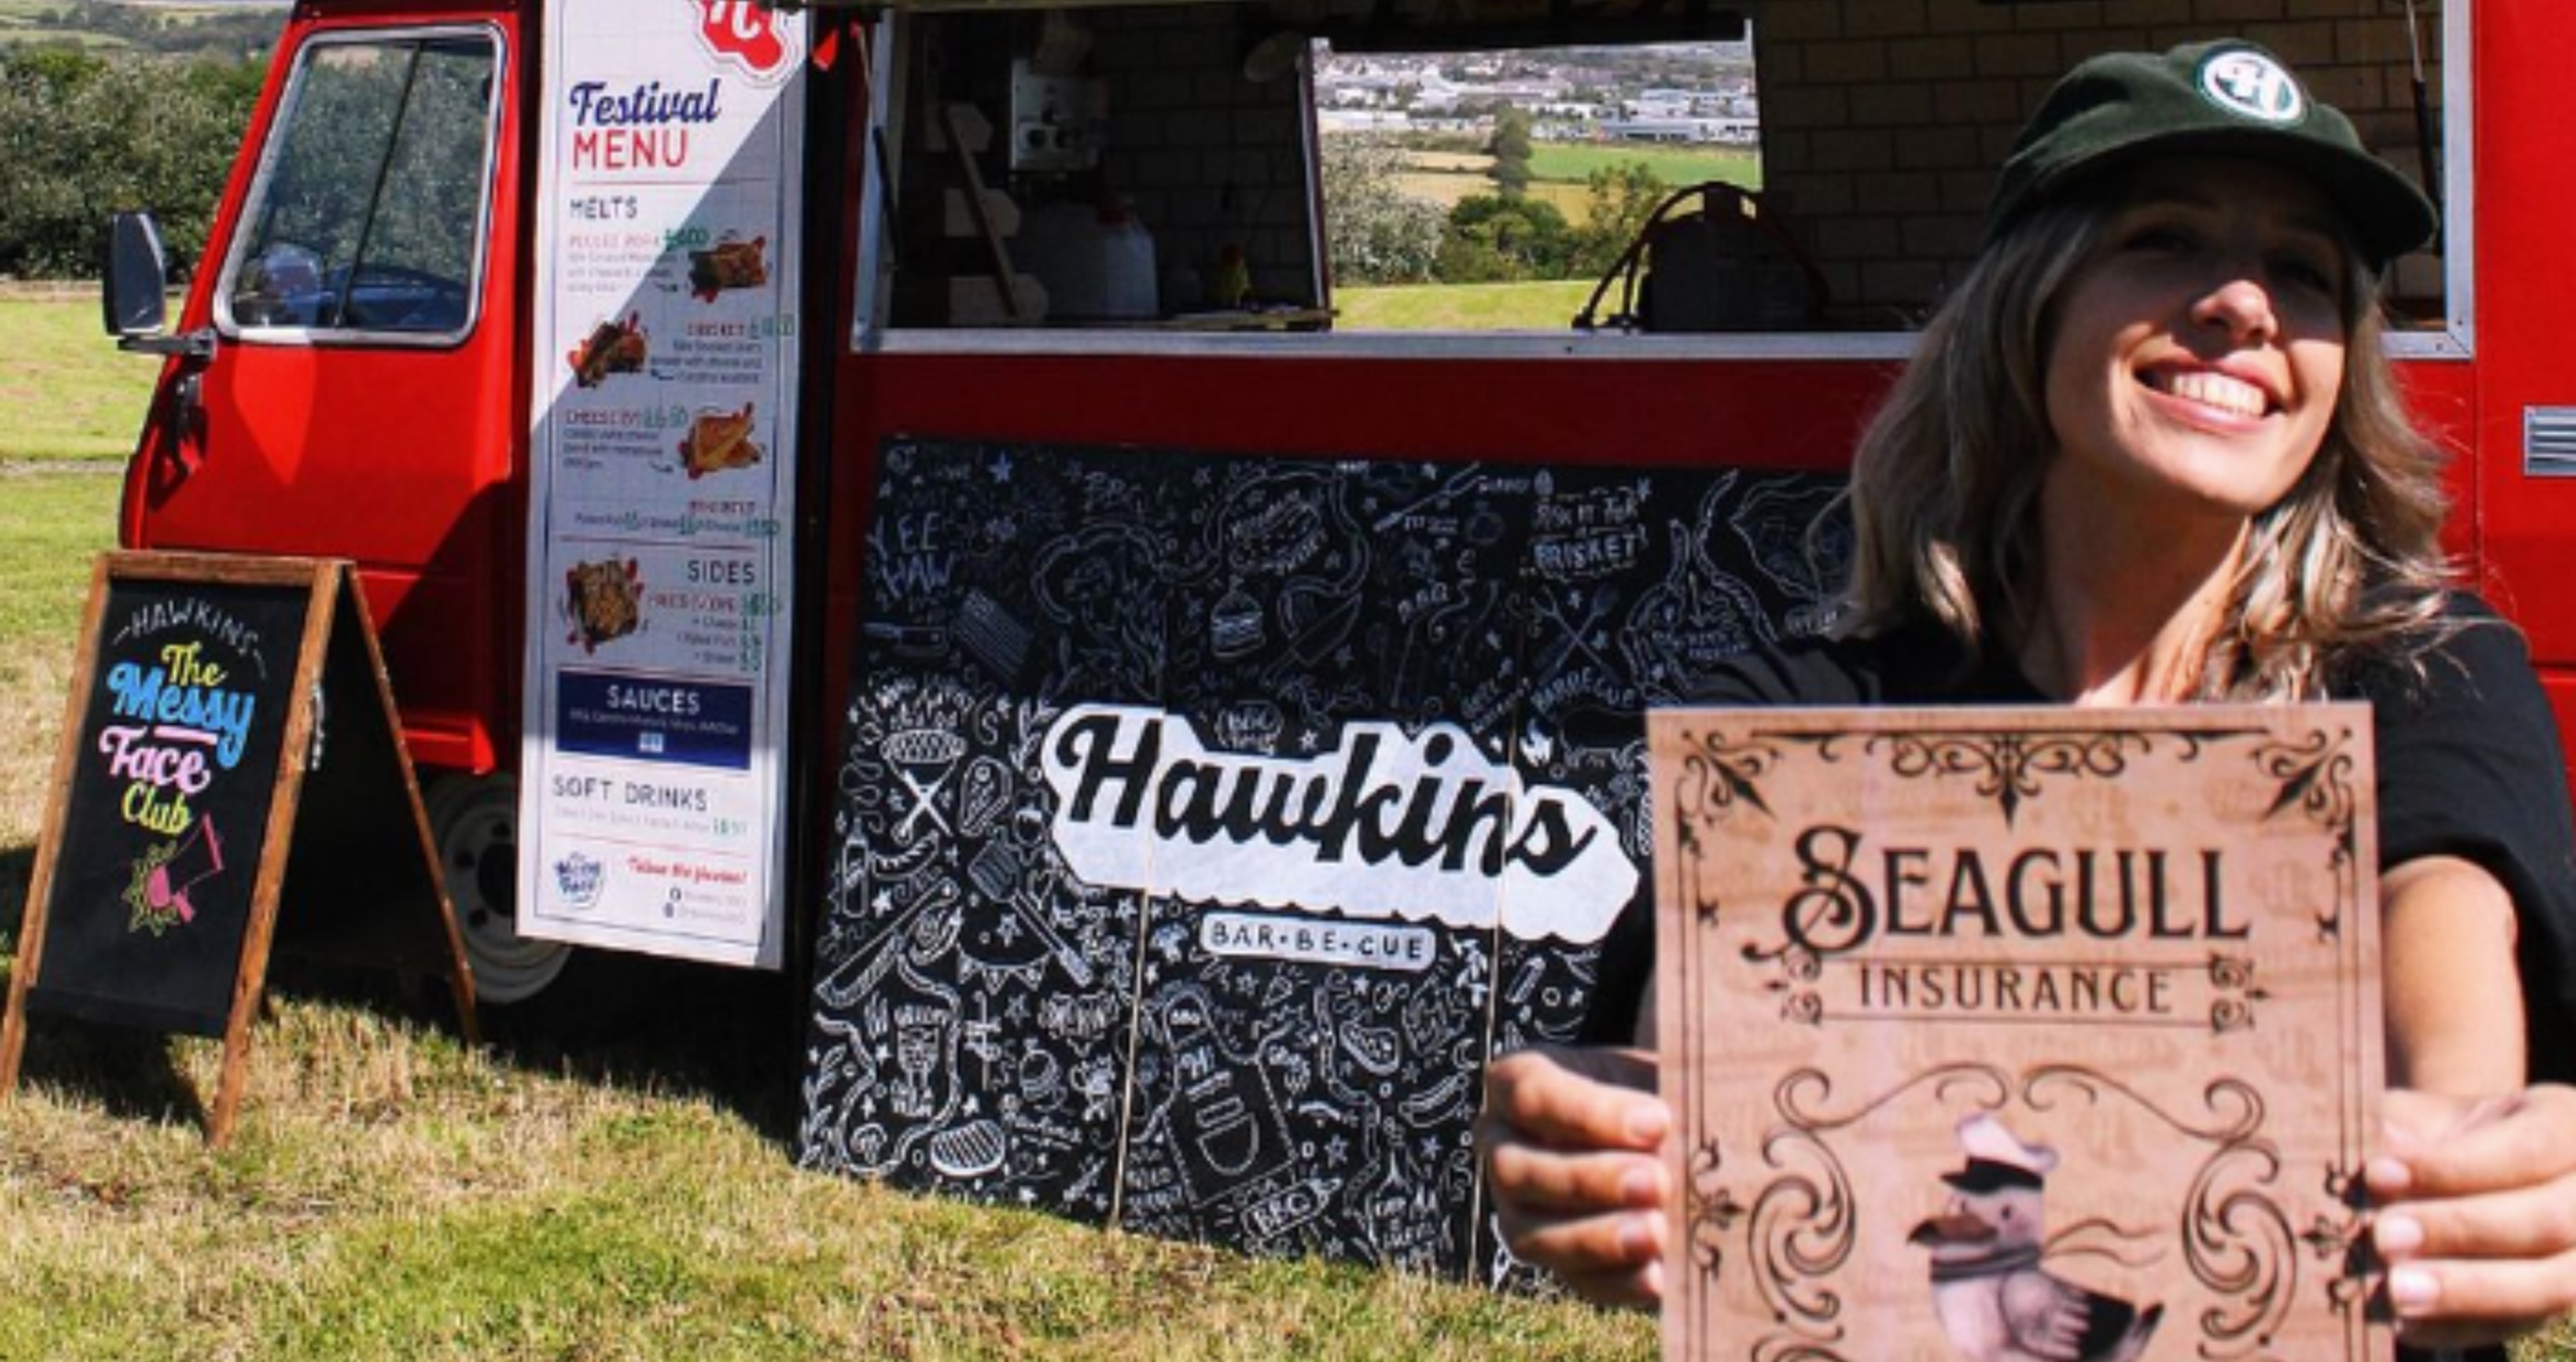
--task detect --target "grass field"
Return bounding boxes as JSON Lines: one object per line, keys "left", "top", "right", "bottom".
{"left": 1336, "top": 279, "right": 1597, "bottom": 331}
{"left": 1529, "top": 144, "right": 1761, "bottom": 191}
{"left": 0, "top": 0, "right": 260, "bottom": 27}
{"left": 0, "top": 292, "right": 157, "bottom": 463}
{"left": 1392, "top": 170, "right": 1594, "bottom": 220}
{"left": 0, "top": 0, "right": 129, "bottom": 47}
{"left": 2, "top": 301, "right": 2570, "bottom": 1359}
{"left": 0, "top": 308, "right": 1655, "bottom": 1354}
{"left": 1390, "top": 142, "right": 1763, "bottom": 225}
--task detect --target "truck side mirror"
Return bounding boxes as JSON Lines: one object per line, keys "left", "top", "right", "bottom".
{"left": 102, "top": 211, "right": 170, "bottom": 338}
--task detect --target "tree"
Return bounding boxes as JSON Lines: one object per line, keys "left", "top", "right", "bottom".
{"left": 1570, "top": 161, "right": 1670, "bottom": 278}
{"left": 1436, "top": 193, "right": 1572, "bottom": 283}
{"left": 1319, "top": 136, "right": 1445, "bottom": 285}
{"left": 1484, "top": 107, "right": 1534, "bottom": 199}
{"left": 0, "top": 51, "right": 264, "bottom": 278}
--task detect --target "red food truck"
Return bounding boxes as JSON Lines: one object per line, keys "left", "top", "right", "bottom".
{"left": 97, "top": 0, "right": 2563, "bottom": 1266}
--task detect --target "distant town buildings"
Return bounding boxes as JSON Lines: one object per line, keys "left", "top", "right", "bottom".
{"left": 1313, "top": 40, "right": 1757, "bottom": 145}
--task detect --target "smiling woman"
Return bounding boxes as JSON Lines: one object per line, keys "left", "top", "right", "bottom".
{"left": 2037, "top": 159, "right": 2354, "bottom": 600}
{"left": 1478, "top": 40, "right": 2576, "bottom": 1361}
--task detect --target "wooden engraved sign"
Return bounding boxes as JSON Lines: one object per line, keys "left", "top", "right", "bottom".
{"left": 1650, "top": 704, "right": 2386, "bottom": 1362}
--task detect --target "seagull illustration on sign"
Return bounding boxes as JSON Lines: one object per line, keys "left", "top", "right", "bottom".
{"left": 1906, "top": 1114, "right": 2164, "bottom": 1362}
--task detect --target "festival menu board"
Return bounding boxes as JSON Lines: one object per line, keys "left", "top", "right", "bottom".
{"left": 1650, "top": 704, "right": 2386, "bottom": 1361}
{"left": 520, "top": 0, "right": 807, "bottom": 968}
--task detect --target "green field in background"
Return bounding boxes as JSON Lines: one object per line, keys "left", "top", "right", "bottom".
{"left": 0, "top": 294, "right": 155, "bottom": 462}
{"left": 1335, "top": 279, "right": 1597, "bottom": 331}
{"left": 1392, "top": 169, "right": 1594, "bottom": 218}
{"left": 1393, "top": 140, "right": 1764, "bottom": 223}
{"left": 1530, "top": 142, "right": 1763, "bottom": 190}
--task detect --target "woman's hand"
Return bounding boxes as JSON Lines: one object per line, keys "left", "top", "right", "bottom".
{"left": 2370, "top": 1084, "right": 2576, "bottom": 1348}
{"left": 1477, "top": 1044, "right": 1670, "bottom": 1307}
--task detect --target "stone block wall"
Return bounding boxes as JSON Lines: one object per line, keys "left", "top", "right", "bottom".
{"left": 1089, "top": 6, "right": 1320, "bottom": 309}
{"left": 1749, "top": 0, "right": 2447, "bottom": 320}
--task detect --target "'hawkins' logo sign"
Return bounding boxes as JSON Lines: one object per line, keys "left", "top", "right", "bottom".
{"left": 1040, "top": 705, "right": 1638, "bottom": 943}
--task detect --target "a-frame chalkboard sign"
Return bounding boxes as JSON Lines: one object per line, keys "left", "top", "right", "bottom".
{"left": 0, "top": 552, "right": 478, "bottom": 1145}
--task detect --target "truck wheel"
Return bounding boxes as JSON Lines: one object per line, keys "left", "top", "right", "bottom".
{"left": 423, "top": 772, "right": 572, "bottom": 1006}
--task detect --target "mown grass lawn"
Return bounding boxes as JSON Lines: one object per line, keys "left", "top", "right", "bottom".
{"left": 1335, "top": 280, "right": 1598, "bottom": 332}
{"left": 0, "top": 291, "right": 159, "bottom": 463}
{"left": 0, "top": 461, "right": 1657, "bottom": 1358}
{"left": 0, "top": 303, "right": 2568, "bottom": 1359}
{"left": 1390, "top": 142, "right": 1762, "bottom": 225}
{"left": 1528, "top": 144, "right": 1760, "bottom": 191}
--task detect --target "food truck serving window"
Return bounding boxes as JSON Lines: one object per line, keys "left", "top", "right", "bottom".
{"left": 218, "top": 29, "right": 503, "bottom": 345}
{"left": 857, "top": 0, "right": 2467, "bottom": 359}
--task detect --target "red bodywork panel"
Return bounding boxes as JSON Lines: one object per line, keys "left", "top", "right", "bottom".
{"left": 120, "top": 4, "right": 529, "bottom": 775}
{"left": 2467, "top": 3, "right": 2576, "bottom": 770}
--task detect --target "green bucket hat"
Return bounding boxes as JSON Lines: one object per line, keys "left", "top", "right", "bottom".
{"left": 1985, "top": 40, "right": 2438, "bottom": 270}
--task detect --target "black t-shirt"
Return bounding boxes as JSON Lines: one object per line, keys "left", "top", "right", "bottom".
{"left": 1589, "top": 594, "right": 2576, "bottom": 1091}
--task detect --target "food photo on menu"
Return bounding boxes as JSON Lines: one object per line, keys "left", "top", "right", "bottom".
{"left": 565, "top": 557, "right": 643, "bottom": 652}
{"left": 679, "top": 402, "right": 761, "bottom": 479}
{"left": 568, "top": 312, "right": 649, "bottom": 387}
{"left": 687, "top": 234, "right": 768, "bottom": 301}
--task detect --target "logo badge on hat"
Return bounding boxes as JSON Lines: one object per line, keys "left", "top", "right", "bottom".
{"left": 2197, "top": 47, "right": 2306, "bottom": 125}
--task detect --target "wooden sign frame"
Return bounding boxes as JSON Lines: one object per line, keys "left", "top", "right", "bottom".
{"left": 0, "top": 552, "right": 478, "bottom": 1145}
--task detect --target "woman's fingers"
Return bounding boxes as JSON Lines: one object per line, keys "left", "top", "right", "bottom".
{"left": 1483, "top": 1045, "right": 1664, "bottom": 1151}
{"left": 2383, "top": 1256, "right": 2570, "bottom": 1350}
{"left": 2371, "top": 1085, "right": 2576, "bottom": 1346}
{"left": 1478, "top": 1045, "right": 1671, "bottom": 1307}
{"left": 1484, "top": 1144, "right": 1668, "bottom": 1307}
{"left": 2375, "top": 1086, "right": 2576, "bottom": 1198}
{"left": 1498, "top": 1203, "right": 1670, "bottom": 1309}
{"left": 2376, "top": 1178, "right": 2576, "bottom": 1263}
{"left": 1482, "top": 1127, "right": 1667, "bottom": 1216}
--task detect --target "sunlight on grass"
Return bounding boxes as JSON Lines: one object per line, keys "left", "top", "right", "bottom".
{"left": 0, "top": 303, "right": 2564, "bottom": 1362}
{"left": 0, "top": 292, "right": 160, "bottom": 462}
{"left": 0, "top": 472, "right": 115, "bottom": 863}
{"left": 1335, "top": 280, "right": 1598, "bottom": 332}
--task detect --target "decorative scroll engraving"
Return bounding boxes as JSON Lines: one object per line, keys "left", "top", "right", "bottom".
{"left": 2252, "top": 725, "right": 2363, "bottom": 942}
{"left": 2254, "top": 727, "right": 2361, "bottom": 837}
{"left": 2021, "top": 1069, "right": 2306, "bottom": 1355}
{"left": 1673, "top": 733, "right": 1785, "bottom": 928}
{"left": 2207, "top": 954, "right": 2271, "bottom": 1034}
{"left": 1686, "top": 1138, "right": 1745, "bottom": 1278}
{"left": 1756, "top": 943, "right": 1824, "bottom": 1026}
{"left": 1724, "top": 1064, "right": 2327, "bottom": 1361}
{"left": 1675, "top": 733, "right": 1786, "bottom": 825}
{"left": 1868, "top": 730, "right": 2156, "bottom": 825}
{"left": 1735, "top": 1065, "right": 2013, "bottom": 1356}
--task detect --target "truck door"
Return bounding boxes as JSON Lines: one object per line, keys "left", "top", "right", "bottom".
{"left": 128, "top": 22, "right": 522, "bottom": 777}
{"left": 2472, "top": 4, "right": 2576, "bottom": 780}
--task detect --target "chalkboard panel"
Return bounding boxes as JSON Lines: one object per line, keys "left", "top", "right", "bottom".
{"left": 24, "top": 565, "right": 318, "bottom": 1035}
{"left": 2, "top": 553, "right": 477, "bottom": 1144}
{"left": 800, "top": 439, "right": 1846, "bottom": 1278}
